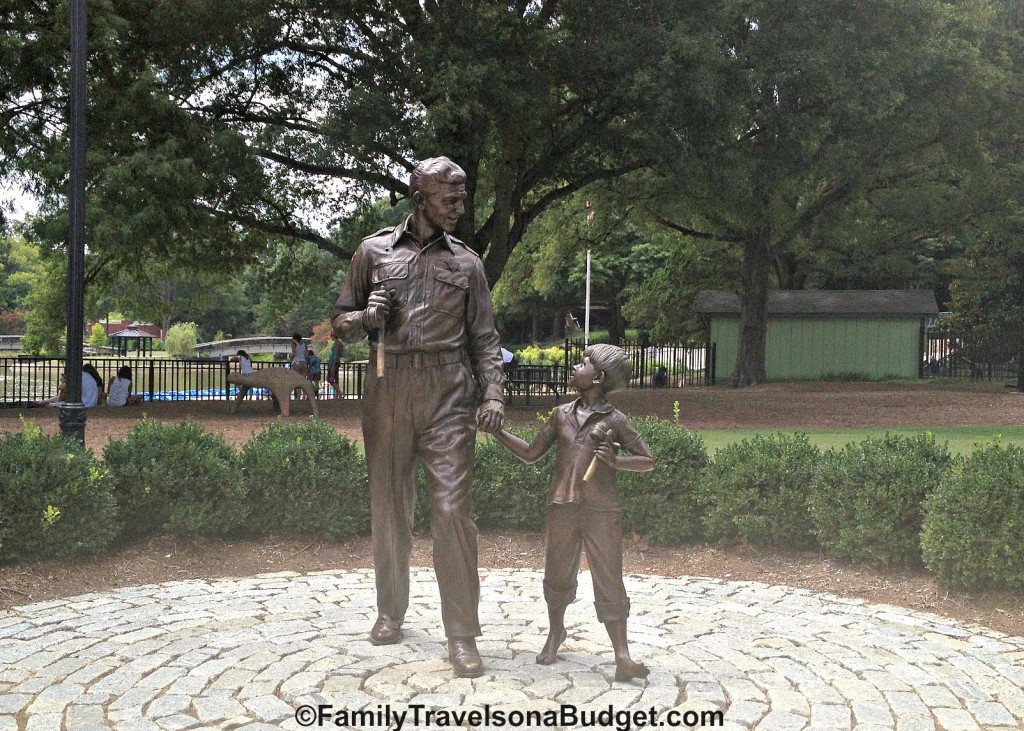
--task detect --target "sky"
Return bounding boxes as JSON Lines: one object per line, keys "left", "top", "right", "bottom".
{"left": 1, "top": 180, "right": 39, "bottom": 222}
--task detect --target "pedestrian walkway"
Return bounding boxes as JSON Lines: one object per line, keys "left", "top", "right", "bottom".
{"left": 2, "top": 568, "right": 1024, "bottom": 730}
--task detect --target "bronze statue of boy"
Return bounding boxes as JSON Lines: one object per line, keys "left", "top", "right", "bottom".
{"left": 494, "top": 344, "right": 654, "bottom": 681}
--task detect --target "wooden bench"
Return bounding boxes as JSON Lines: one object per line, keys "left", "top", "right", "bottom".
{"left": 227, "top": 368, "right": 318, "bottom": 417}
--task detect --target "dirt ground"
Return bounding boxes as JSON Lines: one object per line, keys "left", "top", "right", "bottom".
{"left": 2, "top": 381, "right": 1024, "bottom": 636}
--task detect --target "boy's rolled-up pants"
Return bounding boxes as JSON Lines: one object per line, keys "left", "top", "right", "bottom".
{"left": 362, "top": 349, "right": 481, "bottom": 639}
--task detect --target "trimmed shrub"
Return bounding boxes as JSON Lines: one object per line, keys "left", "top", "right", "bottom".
{"left": 0, "top": 425, "right": 119, "bottom": 562}
{"left": 618, "top": 417, "right": 709, "bottom": 544}
{"left": 809, "top": 433, "right": 951, "bottom": 567}
{"left": 104, "top": 418, "right": 246, "bottom": 540}
{"left": 700, "top": 434, "right": 819, "bottom": 549}
{"left": 471, "top": 428, "right": 552, "bottom": 532}
{"left": 922, "top": 444, "right": 1024, "bottom": 590}
{"left": 239, "top": 419, "right": 369, "bottom": 539}
{"left": 516, "top": 344, "right": 567, "bottom": 366}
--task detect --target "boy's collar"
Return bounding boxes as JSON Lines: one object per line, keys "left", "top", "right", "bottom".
{"left": 570, "top": 395, "right": 614, "bottom": 414}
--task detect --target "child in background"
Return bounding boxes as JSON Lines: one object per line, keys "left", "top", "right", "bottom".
{"left": 107, "top": 365, "right": 144, "bottom": 407}
{"left": 290, "top": 333, "right": 308, "bottom": 377}
{"left": 230, "top": 349, "right": 254, "bottom": 375}
{"left": 307, "top": 347, "right": 322, "bottom": 399}
{"left": 326, "top": 336, "right": 344, "bottom": 398}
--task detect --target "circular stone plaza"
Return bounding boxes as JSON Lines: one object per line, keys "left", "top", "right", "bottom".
{"left": 2, "top": 568, "right": 1024, "bottom": 730}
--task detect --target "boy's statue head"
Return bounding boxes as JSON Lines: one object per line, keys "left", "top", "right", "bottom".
{"left": 585, "top": 344, "right": 631, "bottom": 395}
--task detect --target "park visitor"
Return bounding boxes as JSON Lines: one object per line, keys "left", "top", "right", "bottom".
{"left": 80, "top": 364, "right": 104, "bottom": 408}
{"left": 307, "top": 347, "right": 322, "bottom": 398}
{"left": 106, "top": 365, "right": 143, "bottom": 407}
{"left": 326, "top": 336, "right": 344, "bottom": 398}
{"left": 290, "top": 333, "right": 308, "bottom": 376}
{"left": 230, "top": 349, "right": 254, "bottom": 375}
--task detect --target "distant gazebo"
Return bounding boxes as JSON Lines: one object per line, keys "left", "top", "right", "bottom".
{"left": 109, "top": 327, "right": 155, "bottom": 356}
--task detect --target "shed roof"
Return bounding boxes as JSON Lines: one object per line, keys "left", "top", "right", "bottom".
{"left": 695, "top": 290, "right": 939, "bottom": 316}
{"left": 108, "top": 327, "right": 155, "bottom": 339}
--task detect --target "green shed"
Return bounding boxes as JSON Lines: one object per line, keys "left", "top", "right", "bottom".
{"left": 696, "top": 290, "right": 939, "bottom": 381}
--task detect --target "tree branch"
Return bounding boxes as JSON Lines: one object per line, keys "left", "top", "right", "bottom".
{"left": 651, "top": 214, "right": 743, "bottom": 244}
{"left": 773, "top": 181, "right": 853, "bottom": 250}
{"left": 196, "top": 202, "right": 351, "bottom": 259}
{"left": 520, "top": 160, "right": 649, "bottom": 230}
{"left": 256, "top": 148, "right": 409, "bottom": 196}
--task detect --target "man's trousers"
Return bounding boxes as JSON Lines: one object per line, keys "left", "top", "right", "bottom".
{"left": 362, "top": 351, "right": 481, "bottom": 639}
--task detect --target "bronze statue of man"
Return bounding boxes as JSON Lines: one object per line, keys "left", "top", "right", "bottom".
{"left": 331, "top": 157, "right": 505, "bottom": 677}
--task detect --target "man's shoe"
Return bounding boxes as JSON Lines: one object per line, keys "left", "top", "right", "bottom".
{"left": 369, "top": 616, "right": 402, "bottom": 645}
{"left": 447, "top": 637, "right": 484, "bottom": 678}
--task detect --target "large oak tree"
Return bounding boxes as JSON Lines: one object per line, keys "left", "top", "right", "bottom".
{"left": 642, "top": 0, "right": 1017, "bottom": 385}
{"left": 1, "top": 0, "right": 716, "bottom": 292}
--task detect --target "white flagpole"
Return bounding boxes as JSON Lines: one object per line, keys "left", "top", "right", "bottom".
{"left": 584, "top": 199, "right": 595, "bottom": 348}
{"left": 584, "top": 248, "right": 591, "bottom": 348}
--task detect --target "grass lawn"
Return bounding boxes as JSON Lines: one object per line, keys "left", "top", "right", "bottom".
{"left": 695, "top": 425, "right": 1024, "bottom": 455}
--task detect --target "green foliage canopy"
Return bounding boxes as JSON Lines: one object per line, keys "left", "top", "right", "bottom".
{"left": 640, "top": 0, "right": 1021, "bottom": 382}
{"left": 1, "top": 0, "right": 716, "bottom": 289}
{"left": 164, "top": 321, "right": 199, "bottom": 357}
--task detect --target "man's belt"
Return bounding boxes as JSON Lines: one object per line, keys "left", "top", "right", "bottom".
{"left": 377, "top": 349, "right": 465, "bottom": 369}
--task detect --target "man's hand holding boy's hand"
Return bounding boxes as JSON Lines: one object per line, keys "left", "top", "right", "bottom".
{"left": 477, "top": 399, "right": 505, "bottom": 433}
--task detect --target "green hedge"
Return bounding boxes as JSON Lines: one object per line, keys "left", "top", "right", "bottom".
{"left": 809, "top": 433, "right": 951, "bottom": 567}
{"left": 4, "top": 414, "right": 1024, "bottom": 592}
{"left": 0, "top": 426, "right": 119, "bottom": 562}
{"left": 104, "top": 418, "right": 247, "bottom": 540}
{"left": 922, "top": 444, "right": 1024, "bottom": 590}
{"left": 472, "top": 428, "right": 551, "bottom": 531}
{"left": 700, "top": 434, "right": 819, "bottom": 549}
{"left": 239, "top": 419, "right": 369, "bottom": 539}
{"left": 619, "top": 417, "right": 709, "bottom": 544}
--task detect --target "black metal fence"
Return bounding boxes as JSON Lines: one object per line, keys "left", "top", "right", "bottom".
{"left": 924, "top": 329, "right": 1022, "bottom": 383}
{"left": 565, "top": 338, "right": 715, "bottom": 388}
{"left": 0, "top": 356, "right": 366, "bottom": 405}
{"left": 2, "top": 340, "right": 716, "bottom": 406}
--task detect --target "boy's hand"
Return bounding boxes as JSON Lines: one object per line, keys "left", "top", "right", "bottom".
{"left": 477, "top": 399, "right": 505, "bottom": 433}
{"left": 594, "top": 441, "right": 620, "bottom": 469}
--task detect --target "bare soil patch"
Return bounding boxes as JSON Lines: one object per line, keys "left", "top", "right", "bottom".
{"left": 2, "top": 381, "right": 1023, "bottom": 636}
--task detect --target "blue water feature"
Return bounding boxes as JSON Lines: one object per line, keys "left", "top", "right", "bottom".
{"left": 144, "top": 387, "right": 269, "bottom": 401}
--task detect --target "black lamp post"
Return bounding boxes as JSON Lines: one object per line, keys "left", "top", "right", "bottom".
{"left": 58, "top": 0, "right": 87, "bottom": 444}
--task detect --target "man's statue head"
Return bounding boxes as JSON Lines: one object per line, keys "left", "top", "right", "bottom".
{"left": 410, "top": 156, "right": 468, "bottom": 237}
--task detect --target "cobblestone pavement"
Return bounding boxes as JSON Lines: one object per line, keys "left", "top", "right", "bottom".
{"left": 2, "top": 568, "right": 1024, "bottom": 731}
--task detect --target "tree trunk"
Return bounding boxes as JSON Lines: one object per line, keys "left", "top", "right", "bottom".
{"left": 478, "top": 130, "right": 526, "bottom": 288}
{"left": 552, "top": 311, "right": 564, "bottom": 340}
{"left": 161, "top": 316, "right": 172, "bottom": 345}
{"left": 608, "top": 296, "right": 627, "bottom": 344}
{"left": 731, "top": 227, "right": 772, "bottom": 387}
